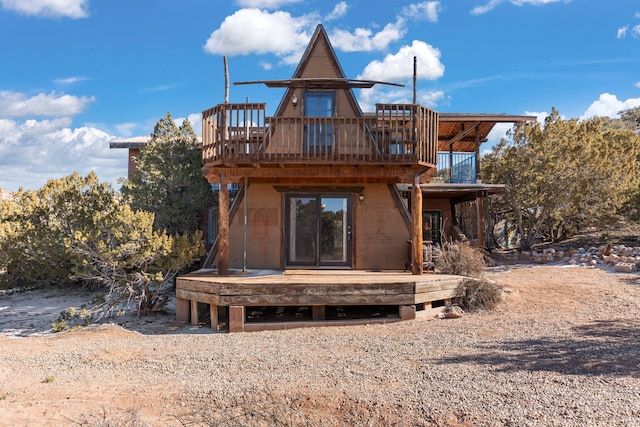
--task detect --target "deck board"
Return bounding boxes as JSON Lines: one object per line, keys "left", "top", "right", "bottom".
{"left": 176, "top": 269, "right": 464, "bottom": 306}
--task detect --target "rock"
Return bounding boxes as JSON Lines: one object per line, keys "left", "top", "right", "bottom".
{"left": 614, "top": 262, "right": 637, "bottom": 273}
{"left": 443, "top": 305, "right": 464, "bottom": 319}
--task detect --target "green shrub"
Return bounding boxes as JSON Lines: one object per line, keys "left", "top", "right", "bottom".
{"left": 51, "top": 305, "right": 91, "bottom": 332}
{"left": 453, "top": 277, "right": 503, "bottom": 312}
{"left": 433, "top": 241, "right": 485, "bottom": 277}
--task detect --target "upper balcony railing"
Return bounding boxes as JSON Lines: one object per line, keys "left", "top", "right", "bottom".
{"left": 433, "top": 151, "right": 477, "bottom": 183}
{"left": 202, "top": 103, "right": 438, "bottom": 167}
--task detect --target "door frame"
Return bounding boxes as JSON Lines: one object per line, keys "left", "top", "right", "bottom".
{"left": 284, "top": 192, "right": 353, "bottom": 268}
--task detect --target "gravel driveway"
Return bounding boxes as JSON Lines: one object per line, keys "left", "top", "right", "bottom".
{"left": 0, "top": 265, "right": 639, "bottom": 426}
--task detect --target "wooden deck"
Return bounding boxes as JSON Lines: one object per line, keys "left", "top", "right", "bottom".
{"left": 175, "top": 269, "right": 464, "bottom": 332}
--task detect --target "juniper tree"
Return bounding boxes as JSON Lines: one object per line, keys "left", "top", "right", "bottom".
{"left": 121, "top": 112, "right": 214, "bottom": 236}
{"left": 482, "top": 108, "right": 640, "bottom": 249}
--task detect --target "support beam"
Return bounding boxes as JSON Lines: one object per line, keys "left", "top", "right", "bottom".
{"left": 388, "top": 184, "right": 412, "bottom": 233}
{"left": 210, "top": 304, "right": 219, "bottom": 331}
{"left": 475, "top": 126, "right": 481, "bottom": 182}
{"left": 411, "top": 176, "right": 423, "bottom": 275}
{"left": 176, "top": 298, "right": 190, "bottom": 323}
{"left": 476, "top": 195, "right": 486, "bottom": 249}
{"left": 445, "top": 122, "right": 481, "bottom": 148}
{"left": 190, "top": 300, "right": 199, "bottom": 326}
{"left": 218, "top": 172, "right": 230, "bottom": 275}
{"left": 399, "top": 305, "right": 416, "bottom": 320}
{"left": 312, "top": 305, "right": 326, "bottom": 321}
{"left": 229, "top": 306, "right": 245, "bottom": 333}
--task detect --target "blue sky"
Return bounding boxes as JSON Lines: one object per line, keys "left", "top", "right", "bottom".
{"left": 1, "top": 0, "right": 639, "bottom": 191}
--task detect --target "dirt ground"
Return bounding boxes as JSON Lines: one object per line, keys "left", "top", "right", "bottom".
{"left": 1, "top": 263, "right": 639, "bottom": 426}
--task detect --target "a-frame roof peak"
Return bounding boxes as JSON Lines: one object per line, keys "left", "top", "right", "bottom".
{"left": 291, "top": 24, "right": 346, "bottom": 80}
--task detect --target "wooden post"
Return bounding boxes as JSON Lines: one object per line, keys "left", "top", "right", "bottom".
{"left": 190, "top": 300, "right": 199, "bottom": 326}
{"left": 229, "top": 306, "right": 245, "bottom": 333}
{"left": 209, "top": 304, "right": 218, "bottom": 331}
{"left": 176, "top": 298, "right": 190, "bottom": 323}
{"left": 218, "top": 172, "right": 230, "bottom": 275}
{"left": 223, "top": 56, "right": 229, "bottom": 104}
{"left": 399, "top": 305, "right": 416, "bottom": 320}
{"left": 411, "top": 177, "right": 423, "bottom": 275}
{"left": 475, "top": 126, "right": 481, "bottom": 182}
{"left": 312, "top": 305, "right": 326, "bottom": 321}
{"left": 476, "top": 194, "right": 486, "bottom": 249}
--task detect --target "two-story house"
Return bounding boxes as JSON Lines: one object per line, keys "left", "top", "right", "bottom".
{"left": 174, "top": 24, "right": 533, "bottom": 332}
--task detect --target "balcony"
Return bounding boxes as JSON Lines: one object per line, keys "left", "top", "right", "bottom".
{"left": 434, "top": 151, "right": 477, "bottom": 184}
{"left": 202, "top": 103, "right": 438, "bottom": 168}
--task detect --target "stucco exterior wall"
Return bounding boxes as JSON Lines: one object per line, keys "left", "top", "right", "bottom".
{"left": 353, "top": 184, "right": 410, "bottom": 270}
{"left": 223, "top": 183, "right": 411, "bottom": 271}
{"left": 228, "top": 184, "right": 282, "bottom": 269}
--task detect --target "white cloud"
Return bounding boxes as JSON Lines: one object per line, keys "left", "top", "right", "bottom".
{"left": 402, "top": 1, "right": 440, "bottom": 23}
{"left": 617, "top": 26, "right": 628, "bottom": 39}
{"left": 471, "top": 0, "right": 503, "bottom": 15}
{"left": 205, "top": 2, "right": 439, "bottom": 64}
{"left": 0, "top": 91, "right": 94, "bottom": 117}
{"left": 0, "top": 0, "right": 88, "bottom": 18}
{"left": 357, "top": 84, "right": 444, "bottom": 112}
{"left": 325, "top": 1, "right": 348, "bottom": 21}
{"left": 358, "top": 40, "right": 445, "bottom": 82}
{"left": 0, "top": 118, "right": 126, "bottom": 191}
{"left": 485, "top": 122, "right": 513, "bottom": 145}
{"left": 329, "top": 2, "right": 440, "bottom": 53}
{"left": 524, "top": 110, "right": 552, "bottom": 124}
{"left": 258, "top": 60, "right": 273, "bottom": 70}
{"left": 114, "top": 122, "right": 137, "bottom": 138}
{"left": 54, "top": 76, "right": 89, "bottom": 85}
{"left": 634, "top": 81, "right": 640, "bottom": 89}
{"left": 471, "top": 0, "right": 568, "bottom": 15}
{"left": 511, "top": 0, "right": 568, "bottom": 5}
{"left": 234, "top": 0, "right": 302, "bottom": 8}
{"left": 175, "top": 113, "right": 203, "bottom": 137}
{"left": 330, "top": 22, "right": 406, "bottom": 52}
{"left": 203, "top": 8, "right": 317, "bottom": 59}
{"left": 418, "top": 90, "right": 445, "bottom": 107}
{"left": 633, "top": 24, "right": 640, "bottom": 38}
{"left": 484, "top": 111, "right": 547, "bottom": 147}
{"left": 580, "top": 93, "right": 640, "bottom": 120}
{"left": 142, "top": 83, "right": 180, "bottom": 93}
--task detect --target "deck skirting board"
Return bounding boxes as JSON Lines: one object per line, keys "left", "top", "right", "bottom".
{"left": 175, "top": 271, "right": 464, "bottom": 332}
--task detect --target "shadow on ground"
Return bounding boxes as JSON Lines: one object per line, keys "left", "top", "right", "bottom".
{"left": 433, "top": 319, "right": 640, "bottom": 377}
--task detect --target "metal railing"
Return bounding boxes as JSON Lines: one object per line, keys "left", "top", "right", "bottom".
{"left": 434, "top": 151, "right": 477, "bottom": 183}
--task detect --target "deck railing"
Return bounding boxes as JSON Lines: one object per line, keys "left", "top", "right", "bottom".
{"left": 202, "top": 103, "right": 438, "bottom": 166}
{"left": 433, "top": 151, "right": 477, "bottom": 183}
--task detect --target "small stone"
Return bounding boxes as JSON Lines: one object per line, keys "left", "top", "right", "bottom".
{"left": 443, "top": 305, "right": 464, "bottom": 319}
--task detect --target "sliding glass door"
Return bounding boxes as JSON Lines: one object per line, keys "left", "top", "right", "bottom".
{"left": 286, "top": 194, "right": 351, "bottom": 267}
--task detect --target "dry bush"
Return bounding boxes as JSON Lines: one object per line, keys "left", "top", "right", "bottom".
{"left": 433, "top": 241, "right": 485, "bottom": 278}
{"left": 174, "top": 388, "right": 427, "bottom": 426}
{"left": 73, "top": 407, "right": 148, "bottom": 427}
{"left": 453, "top": 277, "right": 503, "bottom": 312}
{"left": 175, "top": 388, "right": 317, "bottom": 427}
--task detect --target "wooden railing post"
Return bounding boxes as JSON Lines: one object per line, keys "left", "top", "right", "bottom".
{"left": 218, "top": 172, "right": 230, "bottom": 275}
{"left": 411, "top": 175, "right": 423, "bottom": 275}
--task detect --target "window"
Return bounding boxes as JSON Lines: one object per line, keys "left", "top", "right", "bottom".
{"left": 422, "top": 210, "right": 442, "bottom": 244}
{"left": 303, "top": 92, "right": 334, "bottom": 155}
